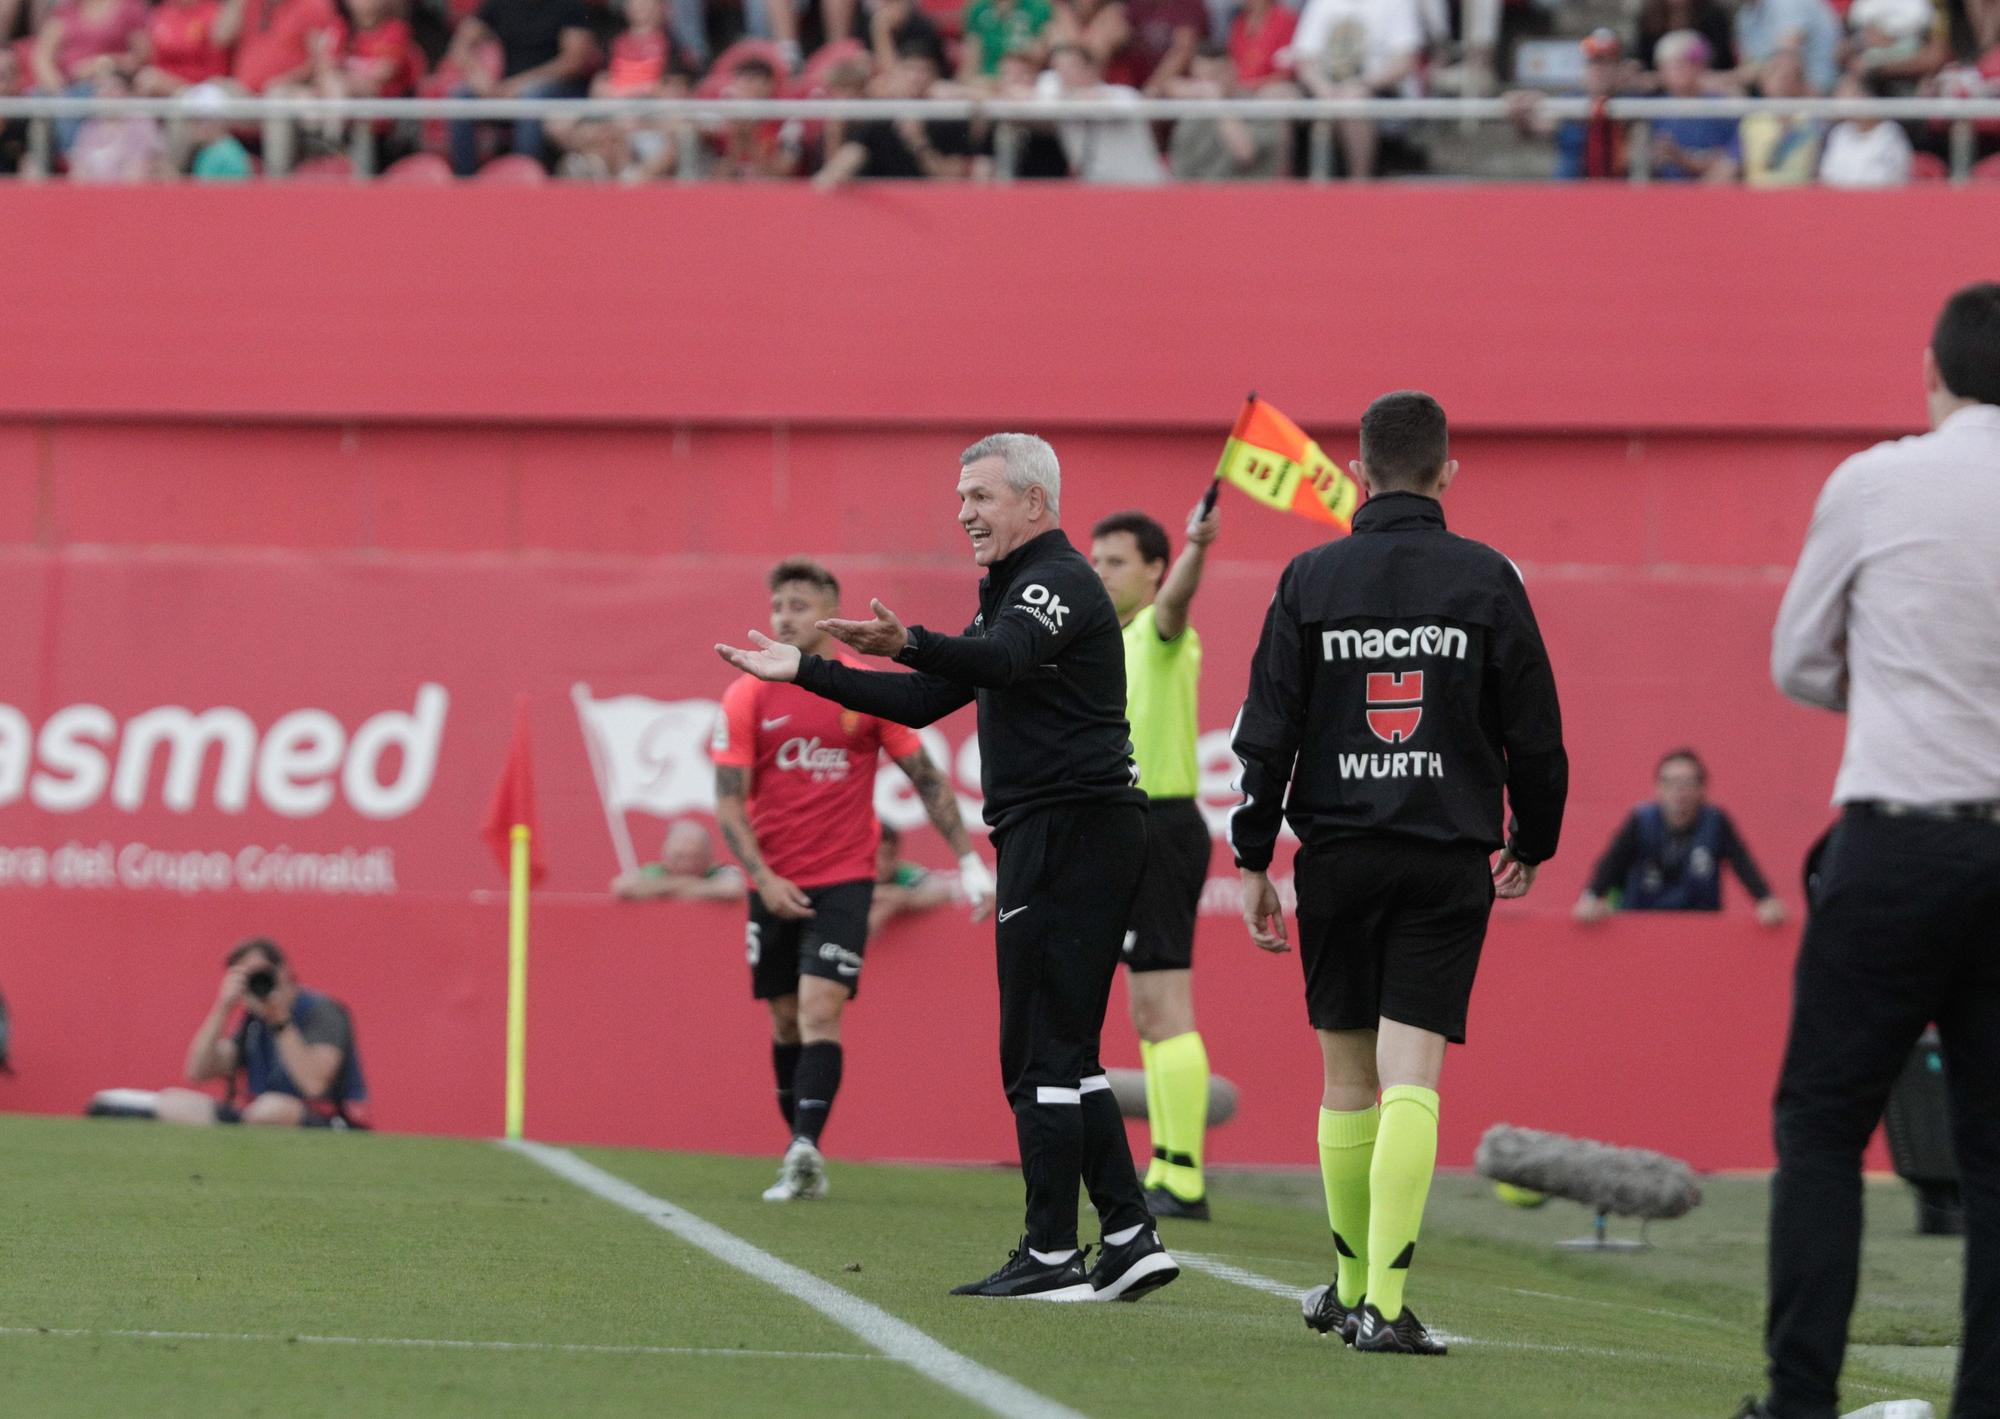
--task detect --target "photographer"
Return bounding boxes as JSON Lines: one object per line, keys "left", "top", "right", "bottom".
{"left": 153, "top": 938, "right": 368, "bottom": 1128}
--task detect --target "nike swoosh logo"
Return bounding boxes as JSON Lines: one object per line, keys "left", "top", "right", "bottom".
{"left": 761, "top": 717, "right": 791, "bottom": 730}
{"left": 998, "top": 906, "right": 1029, "bottom": 923}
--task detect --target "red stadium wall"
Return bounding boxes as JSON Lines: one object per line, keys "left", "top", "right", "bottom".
{"left": 4, "top": 184, "right": 1979, "bottom": 1171}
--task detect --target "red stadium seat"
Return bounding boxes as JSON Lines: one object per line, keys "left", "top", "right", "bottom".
{"left": 380, "top": 151, "right": 454, "bottom": 184}
{"left": 1909, "top": 151, "right": 1949, "bottom": 182}
{"left": 288, "top": 154, "right": 354, "bottom": 182}
{"left": 793, "top": 38, "right": 869, "bottom": 96}
{"left": 697, "top": 38, "right": 792, "bottom": 99}
{"left": 1972, "top": 153, "right": 2000, "bottom": 184}
{"left": 477, "top": 153, "right": 549, "bottom": 183}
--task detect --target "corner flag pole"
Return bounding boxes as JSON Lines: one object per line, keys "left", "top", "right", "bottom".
{"left": 505, "top": 823, "right": 531, "bottom": 1141}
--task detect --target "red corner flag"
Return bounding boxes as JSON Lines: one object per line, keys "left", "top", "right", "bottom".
{"left": 482, "top": 696, "right": 547, "bottom": 884}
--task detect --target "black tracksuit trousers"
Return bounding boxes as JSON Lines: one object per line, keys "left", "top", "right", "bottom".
{"left": 1766, "top": 809, "right": 2000, "bottom": 1419}
{"left": 993, "top": 800, "right": 1153, "bottom": 1252}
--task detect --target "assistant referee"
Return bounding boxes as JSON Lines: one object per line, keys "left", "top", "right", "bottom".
{"left": 1090, "top": 503, "right": 1221, "bottom": 1220}
{"left": 1230, "top": 391, "right": 1567, "bottom": 1355}
{"left": 716, "top": 432, "right": 1180, "bottom": 1304}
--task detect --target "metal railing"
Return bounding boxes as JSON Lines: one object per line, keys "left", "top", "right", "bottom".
{"left": 2, "top": 93, "right": 1996, "bottom": 183}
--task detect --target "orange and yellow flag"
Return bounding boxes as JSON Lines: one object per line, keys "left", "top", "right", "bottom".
{"left": 1211, "top": 394, "right": 1361, "bottom": 532}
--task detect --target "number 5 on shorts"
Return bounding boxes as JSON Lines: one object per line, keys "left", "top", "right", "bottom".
{"left": 746, "top": 921, "right": 762, "bottom": 967}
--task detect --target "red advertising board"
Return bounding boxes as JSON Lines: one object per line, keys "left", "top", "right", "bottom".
{"left": 0, "top": 181, "right": 1925, "bottom": 1170}
{"left": 0, "top": 542, "right": 1845, "bottom": 1169}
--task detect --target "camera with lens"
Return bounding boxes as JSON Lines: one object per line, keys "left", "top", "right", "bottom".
{"left": 245, "top": 968, "right": 277, "bottom": 1000}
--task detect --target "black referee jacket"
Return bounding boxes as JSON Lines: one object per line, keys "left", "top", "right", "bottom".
{"left": 794, "top": 528, "right": 1144, "bottom": 833}
{"left": 1229, "top": 492, "right": 1568, "bottom": 872}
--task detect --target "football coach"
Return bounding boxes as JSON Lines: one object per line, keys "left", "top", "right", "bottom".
{"left": 716, "top": 433, "right": 1179, "bottom": 1305}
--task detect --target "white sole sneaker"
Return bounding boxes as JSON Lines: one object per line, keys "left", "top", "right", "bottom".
{"left": 1090, "top": 1249, "right": 1179, "bottom": 1302}
{"left": 1841, "top": 1404, "right": 1936, "bottom": 1419}
{"left": 762, "top": 1140, "right": 828, "bottom": 1202}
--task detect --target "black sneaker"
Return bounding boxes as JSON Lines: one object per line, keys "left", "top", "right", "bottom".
{"left": 949, "top": 1239, "right": 1096, "bottom": 1300}
{"left": 1085, "top": 1225, "right": 1180, "bottom": 1302}
{"left": 1144, "top": 1186, "right": 1212, "bottom": 1222}
{"left": 1352, "top": 1302, "right": 1448, "bottom": 1355}
{"left": 1301, "top": 1283, "right": 1360, "bottom": 1344}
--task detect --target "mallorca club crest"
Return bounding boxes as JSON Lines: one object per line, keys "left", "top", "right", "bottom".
{"left": 1365, "top": 672, "right": 1424, "bottom": 744}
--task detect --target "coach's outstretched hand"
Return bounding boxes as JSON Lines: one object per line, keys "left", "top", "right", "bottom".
{"left": 1492, "top": 847, "right": 1537, "bottom": 899}
{"left": 715, "top": 630, "right": 802, "bottom": 682}
{"left": 1241, "top": 868, "right": 1289, "bottom": 953}
{"left": 817, "top": 599, "right": 910, "bottom": 659}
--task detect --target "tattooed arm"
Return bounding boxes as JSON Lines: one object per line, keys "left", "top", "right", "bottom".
{"left": 714, "top": 764, "right": 814, "bottom": 920}
{"left": 893, "top": 749, "right": 994, "bottom": 922}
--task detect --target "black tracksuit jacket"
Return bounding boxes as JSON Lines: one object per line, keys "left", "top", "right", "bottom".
{"left": 1229, "top": 492, "right": 1568, "bottom": 872}
{"left": 794, "top": 528, "right": 1144, "bottom": 833}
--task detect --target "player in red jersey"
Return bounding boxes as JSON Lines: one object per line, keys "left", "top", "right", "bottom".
{"left": 713, "top": 557, "right": 995, "bottom": 1201}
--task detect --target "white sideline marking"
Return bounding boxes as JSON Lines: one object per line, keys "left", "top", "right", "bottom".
{"left": 503, "top": 1139, "right": 1088, "bottom": 1419}
{"left": 1179, "top": 1251, "right": 1621, "bottom": 1359}
{"left": 0, "top": 1325, "right": 877, "bottom": 1362}
{"left": 1508, "top": 1286, "right": 1730, "bottom": 1328}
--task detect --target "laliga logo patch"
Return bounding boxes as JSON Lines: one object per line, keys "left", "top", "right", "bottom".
{"left": 1365, "top": 671, "right": 1424, "bottom": 744}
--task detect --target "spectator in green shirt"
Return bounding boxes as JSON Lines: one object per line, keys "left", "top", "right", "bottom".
{"left": 182, "top": 82, "right": 254, "bottom": 181}
{"left": 613, "top": 820, "right": 746, "bottom": 902}
{"left": 959, "top": 0, "right": 1053, "bottom": 79}
{"left": 868, "top": 822, "right": 956, "bottom": 933}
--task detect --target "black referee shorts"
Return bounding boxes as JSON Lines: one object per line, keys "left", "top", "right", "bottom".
{"left": 1123, "top": 797, "right": 1213, "bottom": 974}
{"left": 1293, "top": 836, "right": 1495, "bottom": 1044}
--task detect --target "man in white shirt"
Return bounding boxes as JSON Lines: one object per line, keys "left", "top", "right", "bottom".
{"left": 1741, "top": 282, "right": 2000, "bottom": 1419}
{"left": 1284, "top": 0, "right": 1425, "bottom": 177}
{"left": 1036, "top": 45, "right": 1169, "bottom": 184}
{"left": 1818, "top": 72, "right": 1913, "bottom": 187}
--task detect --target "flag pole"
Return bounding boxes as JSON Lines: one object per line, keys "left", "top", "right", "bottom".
{"left": 1202, "top": 391, "right": 1257, "bottom": 517}
{"left": 505, "top": 823, "right": 530, "bottom": 1141}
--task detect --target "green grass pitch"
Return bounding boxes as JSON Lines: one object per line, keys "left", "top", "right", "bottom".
{"left": 0, "top": 1114, "right": 1961, "bottom": 1417}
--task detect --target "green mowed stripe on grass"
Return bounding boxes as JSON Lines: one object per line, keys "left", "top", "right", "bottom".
{"left": 0, "top": 1116, "right": 968, "bottom": 1419}
{"left": 580, "top": 1145, "right": 1958, "bottom": 1419}
{"left": 1, "top": 1114, "right": 1961, "bottom": 1419}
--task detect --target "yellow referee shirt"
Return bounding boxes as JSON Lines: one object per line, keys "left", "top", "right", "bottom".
{"left": 1122, "top": 603, "right": 1202, "bottom": 799}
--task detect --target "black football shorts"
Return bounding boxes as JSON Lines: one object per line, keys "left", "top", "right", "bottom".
{"left": 1122, "top": 797, "right": 1213, "bottom": 973}
{"left": 1293, "top": 836, "right": 1495, "bottom": 1043}
{"left": 747, "top": 879, "right": 874, "bottom": 1001}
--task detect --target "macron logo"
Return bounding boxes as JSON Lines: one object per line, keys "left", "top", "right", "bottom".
{"left": 1323, "top": 625, "right": 1468, "bottom": 662}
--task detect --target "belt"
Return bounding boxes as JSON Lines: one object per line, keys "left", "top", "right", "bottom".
{"left": 1848, "top": 800, "right": 2000, "bottom": 824}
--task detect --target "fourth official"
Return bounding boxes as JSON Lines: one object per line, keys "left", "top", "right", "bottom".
{"left": 1230, "top": 391, "right": 1568, "bottom": 1354}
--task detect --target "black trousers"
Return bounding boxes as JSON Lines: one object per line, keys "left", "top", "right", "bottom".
{"left": 1766, "top": 809, "right": 2000, "bottom": 1419}
{"left": 993, "top": 800, "right": 1152, "bottom": 1252}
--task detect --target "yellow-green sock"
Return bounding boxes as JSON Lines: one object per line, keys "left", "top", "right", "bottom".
{"left": 1366, "top": 1085, "right": 1440, "bottom": 1321}
{"left": 1152, "top": 1030, "right": 1210, "bottom": 1201}
{"left": 1139, "top": 1039, "right": 1166, "bottom": 1190}
{"left": 1317, "top": 1104, "right": 1378, "bottom": 1308}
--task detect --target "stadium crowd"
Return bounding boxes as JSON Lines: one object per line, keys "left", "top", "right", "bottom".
{"left": 0, "top": 0, "right": 1996, "bottom": 179}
